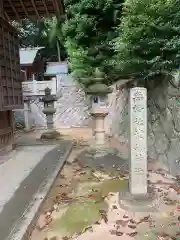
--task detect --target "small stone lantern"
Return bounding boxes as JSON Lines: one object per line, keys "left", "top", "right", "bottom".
{"left": 86, "top": 69, "right": 112, "bottom": 148}
{"left": 42, "top": 87, "right": 56, "bottom": 129}
{"left": 41, "top": 87, "right": 60, "bottom": 139}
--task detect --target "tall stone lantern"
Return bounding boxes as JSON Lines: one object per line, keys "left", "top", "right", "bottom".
{"left": 86, "top": 69, "right": 112, "bottom": 150}
{"left": 40, "top": 87, "right": 60, "bottom": 139}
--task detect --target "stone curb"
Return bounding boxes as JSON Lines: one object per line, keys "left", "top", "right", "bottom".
{"left": 13, "top": 139, "right": 67, "bottom": 147}
{"left": 7, "top": 141, "right": 73, "bottom": 240}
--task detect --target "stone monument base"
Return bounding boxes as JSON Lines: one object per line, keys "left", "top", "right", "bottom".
{"left": 40, "top": 130, "right": 61, "bottom": 140}
{"left": 118, "top": 186, "right": 159, "bottom": 212}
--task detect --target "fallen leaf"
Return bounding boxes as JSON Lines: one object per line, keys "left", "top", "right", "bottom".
{"left": 170, "top": 185, "right": 180, "bottom": 193}
{"left": 119, "top": 177, "right": 124, "bottom": 180}
{"left": 109, "top": 230, "right": 117, "bottom": 235}
{"left": 127, "top": 232, "right": 138, "bottom": 237}
{"left": 129, "top": 219, "right": 136, "bottom": 224}
{"left": 99, "top": 210, "right": 108, "bottom": 223}
{"left": 116, "top": 220, "right": 129, "bottom": 227}
{"left": 61, "top": 193, "right": 67, "bottom": 198}
{"left": 116, "top": 232, "right": 123, "bottom": 236}
{"left": 50, "top": 237, "right": 57, "bottom": 240}
{"left": 128, "top": 225, "right": 136, "bottom": 229}
{"left": 45, "top": 211, "right": 51, "bottom": 216}
{"left": 162, "top": 212, "right": 168, "bottom": 217}
{"left": 45, "top": 214, "right": 52, "bottom": 220}
{"left": 95, "top": 221, "right": 100, "bottom": 225}
{"left": 59, "top": 184, "right": 68, "bottom": 187}
{"left": 112, "top": 205, "right": 118, "bottom": 209}
{"left": 138, "top": 215, "right": 151, "bottom": 223}
{"left": 82, "top": 227, "right": 86, "bottom": 233}
{"left": 45, "top": 216, "right": 52, "bottom": 226}
{"left": 82, "top": 226, "right": 93, "bottom": 233}
{"left": 163, "top": 192, "right": 169, "bottom": 196}
{"left": 60, "top": 174, "right": 65, "bottom": 178}
{"left": 62, "top": 237, "right": 69, "bottom": 240}
{"left": 53, "top": 204, "right": 58, "bottom": 211}
{"left": 92, "top": 188, "right": 99, "bottom": 192}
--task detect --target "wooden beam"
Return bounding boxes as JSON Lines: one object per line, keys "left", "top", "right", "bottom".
{"left": 41, "top": 0, "right": 50, "bottom": 16}
{"left": 4, "top": 12, "right": 10, "bottom": 22}
{"left": 7, "top": 0, "right": 20, "bottom": 20}
{"left": 19, "top": 0, "right": 29, "bottom": 18}
{"left": 30, "top": 0, "right": 40, "bottom": 17}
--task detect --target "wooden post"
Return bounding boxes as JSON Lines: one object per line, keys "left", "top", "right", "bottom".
{"left": 0, "top": 1, "right": 3, "bottom": 18}
{"left": 24, "top": 100, "right": 31, "bottom": 131}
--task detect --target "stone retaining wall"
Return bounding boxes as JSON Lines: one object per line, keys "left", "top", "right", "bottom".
{"left": 14, "top": 75, "right": 91, "bottom": 128}
{"left": 106, "top": 81, "right": 180, "bottom": 176}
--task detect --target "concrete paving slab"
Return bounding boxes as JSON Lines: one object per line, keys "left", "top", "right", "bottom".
{"left": 0, "top": 140, "right": 72, "bottom": 240}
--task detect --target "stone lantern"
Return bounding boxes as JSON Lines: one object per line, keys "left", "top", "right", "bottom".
{"left": 40, "top": 87, "right": 60, "bottom": 139}
{"left": 86, "top": 69, "right": 112, "bottom": 149}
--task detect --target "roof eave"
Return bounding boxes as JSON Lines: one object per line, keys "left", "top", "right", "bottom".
{"left": 3, "top": 0, "right": 64, "bottom": 21}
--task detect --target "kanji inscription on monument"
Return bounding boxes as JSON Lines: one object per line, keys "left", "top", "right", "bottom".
{"left": 129, "top": 87, "right": 147, "bottom": 195}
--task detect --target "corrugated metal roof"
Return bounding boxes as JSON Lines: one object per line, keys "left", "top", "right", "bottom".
{"left": 20, "top": 47, "right": 43, "bottom": 65}
{"left": 20, "top": 48, "right": 68, "bottom": 74}
{"left": 45, "top": 62, "right": 68, "bottom": 75}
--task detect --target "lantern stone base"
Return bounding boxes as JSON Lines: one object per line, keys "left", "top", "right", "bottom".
{"left": 40, "top": 129, "right": 61, "bottom": 140}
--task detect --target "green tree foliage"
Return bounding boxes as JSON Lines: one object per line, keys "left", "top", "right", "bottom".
{"left": 13, "top": 17, "right": 67, "bottom": 80}
{"left": 113, "top": 0, "right": 180, "bottom": 82}
{"left": 14, "top": 17, "right": 67, "bottom": 61}
{"left": 62, "top": 0, "right": 122, "bottom": 87}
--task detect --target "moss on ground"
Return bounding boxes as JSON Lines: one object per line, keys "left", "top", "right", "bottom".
{"left": 53, "top": 198, "right": 107, "bottom": 235}
{"left": 53, "top": 177, "right": 127, "bottom": 236}
{"left": 100, "top": 178, "right": 127, "bottom": 196}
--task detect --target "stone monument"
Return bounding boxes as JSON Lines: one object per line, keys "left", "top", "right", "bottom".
{"left": 129, "top": 87, "right": 147, "bottom": 196}
{"left": 119, "top": 87, "right": 157, "bottom": 211}
{"left": 40, "top": 87, "right": 60, "bottom": 140}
